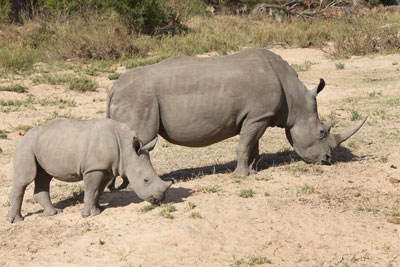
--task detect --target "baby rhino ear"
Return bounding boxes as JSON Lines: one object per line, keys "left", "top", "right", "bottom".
{"left": 141, "top": 136, "right": 158, "bottom": 152}
{"left": 132, "top": 137, "right": 143, "bottom": 154}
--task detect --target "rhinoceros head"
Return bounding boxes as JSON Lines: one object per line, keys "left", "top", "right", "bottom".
{"left": 124, "top": 136, "right": 172, "bottom": 204}
{"left": 285, "top": 79, "right": 367, "bottom": 164}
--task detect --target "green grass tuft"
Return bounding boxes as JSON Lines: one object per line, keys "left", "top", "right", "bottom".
{"left": 296, "top": 184, "right": 315, "bottom": 196}
{"left": 0, "top": 84, "right": 28, "bottom": 93}
{"left": 190, "top": 212, "right": 202, "bottom": 219}
{"left": 68, "top": 76, "right": 98, "bottom": 92}
{"left": 140, "top": 205, "right": 156, "bottom": 213}
{"left": 108, "top": 73, "right": 121, "bottom": 80}
{"left": 350, "top": 110, "right": 362, "bottom": 121}
{"left": 239, "top": 189, "right": 255, "bottom": 198}
{"left": 335, "top": 62, "right": 345, "bottom": 70}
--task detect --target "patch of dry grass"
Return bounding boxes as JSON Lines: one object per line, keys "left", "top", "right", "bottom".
{"left": 1, "top": 8, "right": 400, "bottom": 74}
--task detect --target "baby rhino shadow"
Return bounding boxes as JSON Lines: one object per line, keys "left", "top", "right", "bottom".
{"left": 24, "top": 186, "right": 192, "bottom": 219}
{"left": 53, "top": 186, "right": 191, "bottom": 210}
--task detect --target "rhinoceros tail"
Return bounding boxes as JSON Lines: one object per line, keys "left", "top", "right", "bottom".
{"left": 106, "top": 87, "right": 115, "bottom": 119}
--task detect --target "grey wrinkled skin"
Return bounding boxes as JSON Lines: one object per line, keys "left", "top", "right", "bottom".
{"left": 6, "top": 118, "right": 172, "bottom": 223}
{"left": 107, "top": 48, "right": 367, "bottom": 182}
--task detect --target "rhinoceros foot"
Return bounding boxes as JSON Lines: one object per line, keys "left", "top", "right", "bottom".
{"left": 81, "top": 205, "right": 103, "bottom": 218}
{"left": 43, "top": 207, "right": 63, "bottom": 216}
{"left": 6, "top": 212, "right": 23, "bottom": 223}
{"left": 233, "top": 164, "right": 258, "bottom": 176}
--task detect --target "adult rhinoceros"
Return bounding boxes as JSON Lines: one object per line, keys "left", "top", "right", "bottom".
{"left": 107, "top": 48, "right": 366, "bottom": 188}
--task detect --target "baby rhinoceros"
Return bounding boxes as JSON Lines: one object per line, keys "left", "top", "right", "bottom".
{"left": 6, "top": 118, "right": 172, "bottom": 223}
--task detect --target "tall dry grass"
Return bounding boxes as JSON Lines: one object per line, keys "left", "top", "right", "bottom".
{"left": 0, "top": 7, "right": 400, "bottom": 73}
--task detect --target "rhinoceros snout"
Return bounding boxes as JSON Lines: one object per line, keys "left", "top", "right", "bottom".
{"left": 149, "top": 197, "right": 162, "bottom": 206}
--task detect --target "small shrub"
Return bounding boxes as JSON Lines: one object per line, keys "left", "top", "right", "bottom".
{"left": 162, "top": 141, "right": 171, "bottom": 148}
{"left": 141, "top": 204, "right": 156, "bottom": 213}
{"left": 159, "top": 203, "right": 177, "bottom": 219}
{"left": 68, "top": 76, "right": 98, "bottom": 92}
{"left": 369, "top": 91, "right": 382, "bottom": 97}
{"left": 190, "top": 212, "right": 202, "bottom": 219}
{"left": 239, "top": 189, "right": 254, "bottom": 198}
{"left": 25, "top": 198, "right": 37, "bottom": 204}
{"left": 32, "top": 74, "right": 74, "bottom": 85}
{"left": 291, "top": 60, "right": 313, "bottom": 72}
{"left": 1, "top": 200, "right": 11, "bottom": 207}
{"left": 108, "top": 73, "right": 121, "bottom": 80}
{"left": 335, "top": 62, "right": 344, "bottom": 70}
{"left": 357, "top": 205, "right": 379, "bottom": 214}
{"left": 391, "top": 209, "right": 400, "bottom": 217}
{"left": 0, "top": 84, "right": 28, "bottom": 93}
{"left": 199, "top": 185, "right": 219, "bottom": 193}
{"left": 379, "top": 155, "right": 389, "bottom": 163}
{"left": 160, "top": 204, "right": 177, "bottom": 220}
{"left": 248, "top": 256, "right": 272, "bottom": 265}
{"left": 186, "top": 201, "right": 196, "bottom": 210}
{"left": 0, "top": 46, "right": 39, "bottom": 73}
{"left": 350, "top": 110, "right": 361, "bottom": 121}
{"left": 0, "top": 129, "right": 8, "bottom": 139}
{"left": 296, "top": 184, "right": 315, "bottom": 196}
{"left": 0, "top": 0, "right": 12, "bottom": 23}
{"left": 15, "top": 125, "right": 33, "bottom": 132}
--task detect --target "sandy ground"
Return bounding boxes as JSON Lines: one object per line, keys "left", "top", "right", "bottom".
{"left": 0, "top": 48, "right": 399, "bottom": 267}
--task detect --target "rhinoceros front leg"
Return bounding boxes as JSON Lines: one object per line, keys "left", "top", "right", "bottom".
{"left": 82, "top": 171, "right": 110, "bottom": 218}
{"left": 233, "top": 122, "right": 267, "bottom": 176}
{"left": 33, "top": 169, "right": 62, "bottom": 216}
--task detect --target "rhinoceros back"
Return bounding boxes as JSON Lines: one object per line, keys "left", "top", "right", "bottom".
{"left": 33, "top": 118, "right": 119, "bottom": 180}
{"left": 108, "top": 49, "right": 286, "bottom": 147}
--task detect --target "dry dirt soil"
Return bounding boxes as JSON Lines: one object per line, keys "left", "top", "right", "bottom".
{"left": 0, "top": 48, "right": 399, "bottom": 267}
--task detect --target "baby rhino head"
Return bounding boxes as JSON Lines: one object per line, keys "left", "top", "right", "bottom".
{"left": 123, "top": 136, "right": 172, "bottom": 204}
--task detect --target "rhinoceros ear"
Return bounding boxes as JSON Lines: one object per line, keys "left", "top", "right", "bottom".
{"left": 311, "top": 78, "right": 325, "bottom": 97}
{"left": 132, "top": 137, "right": 143, "bottom": 154}
{"left": 141, "top": 136, "right": 158, "bottom": 152}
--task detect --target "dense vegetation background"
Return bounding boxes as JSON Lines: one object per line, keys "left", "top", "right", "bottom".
{"left": 1, "top": 0, "right": 400, "bottom": 73}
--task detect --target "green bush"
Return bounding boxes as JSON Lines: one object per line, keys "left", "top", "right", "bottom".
{"left": 0, "top": 0, "right": 11, "bottom": 23}
{"left": 38, "top": 0, "right": 183, "bottom": 35}
{"left": 0, "top": 46, "right": 40, "bottom": 72}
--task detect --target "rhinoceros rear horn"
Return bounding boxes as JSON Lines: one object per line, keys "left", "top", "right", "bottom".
{"left": 311, "top": 78, "right": 325, "bottom": 97}
{"left": 331, "top": 117, "right": 368, "bottom": 148}
{"left": 141, "top": 136, "right": 158, "bottom": 152}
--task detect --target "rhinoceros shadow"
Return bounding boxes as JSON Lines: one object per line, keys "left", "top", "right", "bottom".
{"left": 48, "top": 186, "right": 192, "bottom": 212}
{"left": 161, "top": 146, "right": 362, "bottom": 181}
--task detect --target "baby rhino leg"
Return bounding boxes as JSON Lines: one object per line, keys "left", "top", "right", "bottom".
{"left": 33, "top": 168, "right": 61, "bottom": 216}
{"left": 82, "top": 171, "right": 110, "bottom": 218}
{"left": 7, "top": 133, "right": 38, "bottom": 223}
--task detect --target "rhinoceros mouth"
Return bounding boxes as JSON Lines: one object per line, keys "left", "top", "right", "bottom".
{"left": 148, "top": 197, "right": 163, "bottom": 206}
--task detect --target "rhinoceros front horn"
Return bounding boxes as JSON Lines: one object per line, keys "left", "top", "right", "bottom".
{"left": 332, "top": 117, "right": 368, "bottom": 148}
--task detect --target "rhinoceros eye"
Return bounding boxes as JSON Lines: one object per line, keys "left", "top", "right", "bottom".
{"left": 144, "top": 178, "right": 149, "bottom": 183}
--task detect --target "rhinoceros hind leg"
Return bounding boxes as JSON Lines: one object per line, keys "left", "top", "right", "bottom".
{"left": 248, "top": 141, "right": 260, "bottom": 174}
{"left": 33, "top": 168, "right": 61, "bottom": 216}
{"left": 7, "top": 145, "right": 37, "bottom": 223}
{"left": 82, "top": 171, "right": 110, "bottom": 218}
